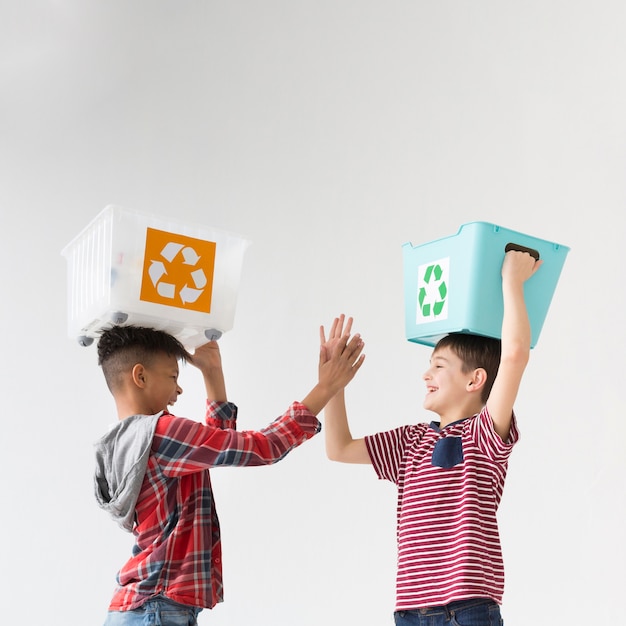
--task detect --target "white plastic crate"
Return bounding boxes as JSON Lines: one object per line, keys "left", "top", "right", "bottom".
{"left": 62, "top": 205, "right": 249, "bottom": 348}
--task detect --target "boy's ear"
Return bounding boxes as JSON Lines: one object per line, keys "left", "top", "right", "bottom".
{"left": 466, "top": 368, "right": 487, "bottom": 393}
{"left": 131, "top": 364, "right": 147, "bottom": 389}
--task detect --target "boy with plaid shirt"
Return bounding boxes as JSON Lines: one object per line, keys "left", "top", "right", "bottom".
{"left": 95, "top": 323, "right": 364, "bottom": 625}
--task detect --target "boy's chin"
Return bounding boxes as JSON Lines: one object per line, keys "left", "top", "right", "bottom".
{"left": 422, "top": 395, "right": 436, "bottom": 411}
{"left": 422, "top": 402, "right": 438, "bottom": 414}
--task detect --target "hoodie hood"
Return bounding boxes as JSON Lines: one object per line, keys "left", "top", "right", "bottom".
{"left": 94, "top": 412, "right": 162, "bottom": 532}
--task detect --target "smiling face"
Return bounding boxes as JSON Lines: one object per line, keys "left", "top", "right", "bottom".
{"left": 140, "top": 352, "right": 183, "bottom": 414}
{"left": 422, "top": 345, "right": 473, "bottom": 419}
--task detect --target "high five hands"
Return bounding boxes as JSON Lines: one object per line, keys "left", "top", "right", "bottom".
{"left": 319, "top": 314, "right": 365, "bottom": 393}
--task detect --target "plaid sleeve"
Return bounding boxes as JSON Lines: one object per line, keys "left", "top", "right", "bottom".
{"left": 206, "top": 400, "right": 238, "bottom": 430}
{"left": 154, "top": 401, "right": 321, "bottom": 476}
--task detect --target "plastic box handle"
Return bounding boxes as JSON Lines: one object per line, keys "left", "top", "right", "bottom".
{"left": 505, "top": 242, "right": 540, "bottom": 261}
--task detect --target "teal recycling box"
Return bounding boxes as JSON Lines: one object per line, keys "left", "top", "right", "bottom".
{"left": 402, "top": 222, "right": 570, "bottom": 348}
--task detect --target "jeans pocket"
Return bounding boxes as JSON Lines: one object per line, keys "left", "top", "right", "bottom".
{"left": 155, "top": 598, "right": 199, "bottom": 626}
{"left": 489, "top": 604, "right": 504, "bottom": 626}
{"left": 450, "top": 601, "right": 500, "bottom": 626}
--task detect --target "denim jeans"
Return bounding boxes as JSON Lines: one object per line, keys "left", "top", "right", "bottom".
{"left": 103, "top": 596, "right": 202, "bottom": 626}
{"left": 394, "top": 598, "right": 503, "bottom": 626}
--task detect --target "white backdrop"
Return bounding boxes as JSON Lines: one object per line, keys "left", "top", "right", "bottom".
{"left": 1, "top": 2, "right": 625, "bottom": 625}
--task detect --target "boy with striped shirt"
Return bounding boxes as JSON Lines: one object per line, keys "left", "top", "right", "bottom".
{"left": 322, "top": 250, "right": 540, "bottom": 625}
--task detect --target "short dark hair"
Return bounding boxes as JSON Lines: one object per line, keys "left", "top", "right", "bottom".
{"left": 97, "top": 325, "right": 190, "bottom": 393}
{"left": 434, "top": 333, "right": 502, "bottom": 403}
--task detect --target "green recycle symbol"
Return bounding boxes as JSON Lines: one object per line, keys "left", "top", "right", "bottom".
{"left": 418, "top": 263, "right": 447, "bottom": 317}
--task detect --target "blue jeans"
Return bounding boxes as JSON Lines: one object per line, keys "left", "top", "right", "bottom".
{"left": 394, "top": 598, "right": 503, "bottom": 626}
{"left": 103, "top": 596, "right": 202, "bottom": 626}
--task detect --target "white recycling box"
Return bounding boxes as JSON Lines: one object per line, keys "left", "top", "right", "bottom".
{"left": 62, "top": 205, "right": 250, "bottom": 348}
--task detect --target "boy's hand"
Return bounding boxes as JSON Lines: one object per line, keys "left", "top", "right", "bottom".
{"left": 318, "top": 332, "right": 365, "bottom": 394}
{"left": 502, "top": 249, "right": 542, "bottom": 285}
{"left": 189, "top": 341, "right": 223, "bottom": 373}
{"left": 189, "top": 342, "right": 228, "bottom": 401}
{"left": 301, "top": 314, "right": 365, "bottom": 415}
{"left": 319, "top": 313, "right": 353, "bottom": 363}
{"left": 319, "top": 314, "right": 365, "bottom": 393}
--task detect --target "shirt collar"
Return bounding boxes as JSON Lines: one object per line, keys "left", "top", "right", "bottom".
{"left": 429, "top": 415, "right": 473, "bottom": 432}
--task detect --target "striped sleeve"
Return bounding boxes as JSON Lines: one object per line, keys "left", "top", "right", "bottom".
{"left": 471, "top": 405, "right": 520, "bottom": 464}
{"left": 365, "top": 424, "right": 428, "bottom": 484}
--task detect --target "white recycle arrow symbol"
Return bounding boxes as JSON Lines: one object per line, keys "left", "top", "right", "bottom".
{"left": 191, "top": 268, "right": 207, "bottom": 289}
{"left": 157, "top": 282, "right": 176, "bottom": 299}
{"left": 149, "top": 260, "right": 167, "bottom": 287}
{"left": 180, "top": 285, "right": 203, "bottom": 304}
{"left": 161, "top": 242, "right": 184, "bottom": 263}
{"left": 182, "top": 246, "right": 201, "bottom": 265}
{"left": 147, "top": 241, "right": 207, "bottom": 304}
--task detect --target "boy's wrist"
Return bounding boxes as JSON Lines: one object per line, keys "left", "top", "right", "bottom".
{"left": 316, "top": 379, "right": 343, "bottom": 401}
{"left": 302, "top": 382, "right": 337, "bottom": 415}
{"left": 502, "top": 278, "right": 525, "bottom": 299}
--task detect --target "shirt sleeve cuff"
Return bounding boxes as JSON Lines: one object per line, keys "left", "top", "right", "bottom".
{"left": 206, "top": 400, "right": 238, "bottom": 429}
{"left": 290, "top": 401, "right": 322, "bottom": 435}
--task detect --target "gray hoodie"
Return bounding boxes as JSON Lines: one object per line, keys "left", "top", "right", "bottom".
{"left": 94, "top": 413, "right": 162, "bottom": 532}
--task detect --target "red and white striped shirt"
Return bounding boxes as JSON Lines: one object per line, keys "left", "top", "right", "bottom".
{"left": 365, "top": 406, "right": 519, "bottom": 610}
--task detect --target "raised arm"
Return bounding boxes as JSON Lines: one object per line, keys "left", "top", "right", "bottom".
{"left": 155, "top": 325, "right": 365, "bottom": 474}
{"left": 487, "top": 251, "right": 542, "bottom": 441}
{"left": 189, "top": 341, "right": 227, "bottom": 402}
{"left": 321, "top": 315, "right": 372, "bottom": 464}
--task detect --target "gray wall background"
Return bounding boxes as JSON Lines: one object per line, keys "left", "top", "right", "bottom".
{"left": 1, "top": 2, "right": 624, "bottom": 625}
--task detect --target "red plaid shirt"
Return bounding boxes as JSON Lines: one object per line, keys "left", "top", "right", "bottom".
{"left": 108, "top": 400, "right": 321, "bottom": 611}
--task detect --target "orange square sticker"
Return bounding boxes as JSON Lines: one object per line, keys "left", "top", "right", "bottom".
{"left": 140, "top": 227, "right": 216, "bottom": 313}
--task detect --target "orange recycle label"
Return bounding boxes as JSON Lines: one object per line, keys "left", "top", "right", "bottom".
{"left": 140, "top": 227, "right": 216, "bottom": 313}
